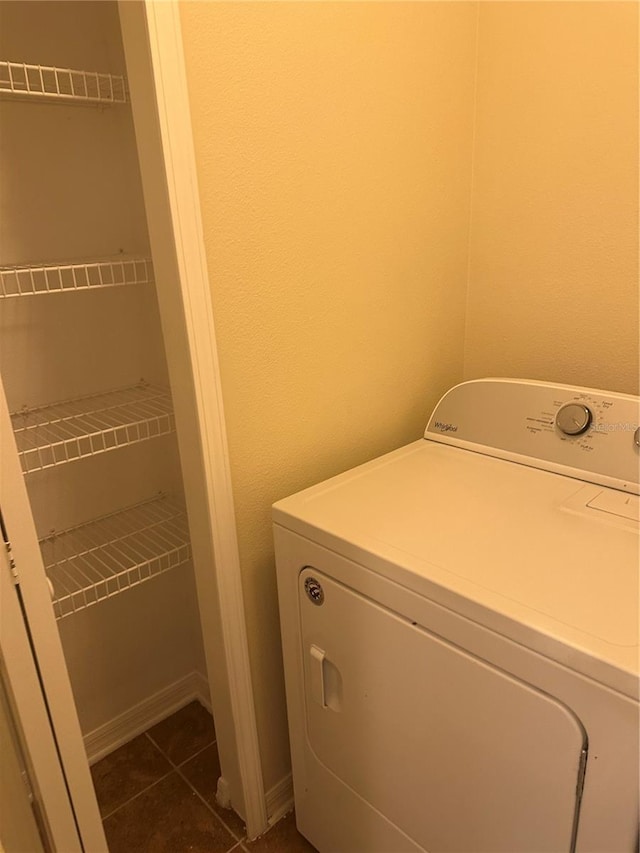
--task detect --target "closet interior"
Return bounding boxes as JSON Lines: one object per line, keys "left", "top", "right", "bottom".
{"left": 0, "top": 0, "right": 211, "bottom": 764}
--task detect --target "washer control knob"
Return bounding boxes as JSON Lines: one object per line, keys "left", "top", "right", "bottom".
{"left": 556, "top": 403, "right": 592, "bottom": 436}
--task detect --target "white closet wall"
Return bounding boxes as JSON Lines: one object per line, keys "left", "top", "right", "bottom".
{"left": 0, "top": 0, "right": 208, "bottom": 748}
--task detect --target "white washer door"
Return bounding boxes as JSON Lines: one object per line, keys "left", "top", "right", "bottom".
{"left": 299, "top": 568, "right": 587, "bottom": 853}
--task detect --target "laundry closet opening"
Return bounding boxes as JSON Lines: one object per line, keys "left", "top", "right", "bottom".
{"left": 0, "top": 1, "right": 257, "bottom": 845}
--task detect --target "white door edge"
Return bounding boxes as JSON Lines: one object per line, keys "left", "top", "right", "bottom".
{"left": 0, "top": 379, "right": 107, "bottom": 852}
{"left": 0, "top": 545, "right": 79, "bottom": 853}
{"left": 117, "top": 1, "right": 268, "bottom": 839}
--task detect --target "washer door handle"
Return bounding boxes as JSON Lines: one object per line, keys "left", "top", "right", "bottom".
{"left": 310, "top": 644, "right": 326, "bottom": 708}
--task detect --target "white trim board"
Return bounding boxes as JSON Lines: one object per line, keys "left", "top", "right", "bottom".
{"left": 117, "top": 1, "right": 268, "bottom": 839}
{"left": 266, "top": 773, "right": 294, "bottom": 827}
{"left": 84, "top": 672, "right": 210, "bottom": 765}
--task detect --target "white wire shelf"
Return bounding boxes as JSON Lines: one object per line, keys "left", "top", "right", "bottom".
{"left": 11, "top": 384, "right": 175, "bottom": 474}
{"left": 0, "top": 257, "right": 153, "bottom": 298}
{"left": 0, "top": 60, "right": 127, "bottom": 104}
{"left": 40, "top": 495, "right": 191, "bottom": 619}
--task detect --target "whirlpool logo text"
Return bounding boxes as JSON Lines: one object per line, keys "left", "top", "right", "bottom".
{"left": 434, "top": 421, "right": 458, "bottom": 433}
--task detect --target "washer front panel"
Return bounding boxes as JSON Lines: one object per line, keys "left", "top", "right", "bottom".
{"left": 274, "top": 527, "right": 639, "bottom": 853}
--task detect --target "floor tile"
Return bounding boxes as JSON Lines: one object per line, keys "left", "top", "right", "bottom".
{"left": 146, "top": 700, "right": 216, "bottom": 765}
{"left": 103, "top": 771, "right": 237, "bottom": 853}
{"left": 90, "top": 734, "right": 171, "bottom": 817}
{"left": 180, "top": 744, "right": 247, "bottom": 839}
{"left": 246, "top": 812, "right": 317, "bottom": 852}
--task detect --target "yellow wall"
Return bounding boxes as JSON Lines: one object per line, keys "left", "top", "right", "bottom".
{"left": 179, "top": 1, "right": 478, "bottom": 790}
{"left": 178, "top": 0, "right": 638, "bottom": 796}
{"left": 464, "top": 1, "right": 639, "bottom": 394}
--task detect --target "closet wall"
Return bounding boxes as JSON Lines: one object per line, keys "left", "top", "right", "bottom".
{"left": 0, "top": 0, "right": 207, "bottom": 746}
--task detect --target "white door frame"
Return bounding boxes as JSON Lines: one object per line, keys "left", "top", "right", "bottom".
{"left": 118, "top": 1, "right": 268, "bottom": 839}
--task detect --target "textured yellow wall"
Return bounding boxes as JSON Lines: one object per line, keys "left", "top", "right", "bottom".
{"left": 179, "top": 1, "right": 478, "bottom": 790}
{"left": 464, "top": 2, "right": 639, "bottom": 393}
{"left": 178, "top": 0, "right": 638, "bottom": 796}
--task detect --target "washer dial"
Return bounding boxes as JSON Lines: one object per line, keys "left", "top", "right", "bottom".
{"left": 556, "top": 403, "right": 593, "bottom": 436}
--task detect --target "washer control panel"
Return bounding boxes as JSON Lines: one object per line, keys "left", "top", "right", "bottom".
{"left": 425, "top": 379, "right": 640, "bottom": 493}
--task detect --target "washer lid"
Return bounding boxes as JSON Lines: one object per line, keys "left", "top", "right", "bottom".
{"left": 273, "top": 440, "right": 639, "bottom": 699}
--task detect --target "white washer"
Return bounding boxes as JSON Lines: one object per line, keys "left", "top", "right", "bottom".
{"left": 273, "top": 379, "right": 639, "bottom": 853}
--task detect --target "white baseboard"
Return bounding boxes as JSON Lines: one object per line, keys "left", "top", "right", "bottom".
{"left": 84, "top": 671, "right": 210, "bottom": 765}
{"left": 266, "top": 772, "right": 294, "bottom": 826}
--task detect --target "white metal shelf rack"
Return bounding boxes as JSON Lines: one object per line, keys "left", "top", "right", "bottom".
{"left": 40, "top": 495, "right": 191, "bottom": 619}
{"left": 0, "top": 256, "right": 153, "bottom": 298}
{"left": 11, "top": 383, "right": 175, "bottom": 474}
{"left": 0, "top": 60, "right": 127, "bottom": 103}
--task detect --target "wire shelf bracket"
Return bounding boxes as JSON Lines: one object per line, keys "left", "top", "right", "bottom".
{"left": 11, "top": 383, "right": 175, "bottom": 474}
{"left": 0, "top": 60, "right": 127, "bottom": 104}
{"left": 0, "top": 257, "right": 153, "bottom": 298}
{"left": 40, "top": 495, "right": 191, "bottom": 619}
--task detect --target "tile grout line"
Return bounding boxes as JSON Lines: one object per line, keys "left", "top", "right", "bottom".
{"left": 175, "top": 738, "right": 218, "bottom": 769}
{"left": 99, "top": 729, "right": 216, "bottom": 823}
{"left": 100, "top": 767, "right": 241, "bottom": 853}
{"left": 100, "top": 767, "right": 175, "bottom": 821}
{"left": 174, "top": 759, "right": 248, "bottom": 845}
{"left": 144, "top": 730, "right": 217, "bottom": 769}
{"left": 144, "top": 732, "right": 248, "bottom": 846}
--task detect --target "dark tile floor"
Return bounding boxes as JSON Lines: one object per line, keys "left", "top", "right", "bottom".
{"left": 90, "top": 700, "right": 316, "bottom": 852}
